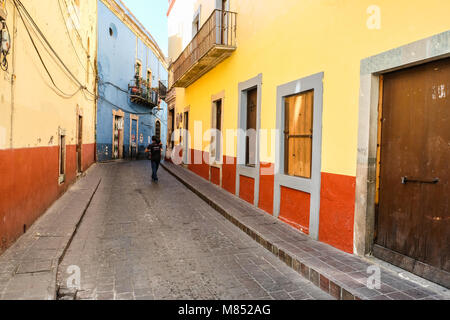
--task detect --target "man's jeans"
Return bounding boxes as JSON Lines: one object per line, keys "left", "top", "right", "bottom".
{"left": 151, "top": 161, "right": 160, "bottom": 181}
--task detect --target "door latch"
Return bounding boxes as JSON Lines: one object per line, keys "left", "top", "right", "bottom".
{"left": 401, "top": 177, "right": 440, "bottom": 184}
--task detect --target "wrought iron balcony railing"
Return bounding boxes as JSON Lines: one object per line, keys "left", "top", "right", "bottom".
{"left": 128, "top": 77, "right": 159, "bottom": 108}
{"left": 159, "top": 80, "right": 168, "bottom": 101}
{"left": 172, "top": 9, "right": 237, "bottom": 88}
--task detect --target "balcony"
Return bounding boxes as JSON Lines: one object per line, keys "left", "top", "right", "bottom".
{"left": 128, "top": 77, "right": 159, "bottom": 108}
{"left": 172, "top": 9, "right": 237, "bottom": 88}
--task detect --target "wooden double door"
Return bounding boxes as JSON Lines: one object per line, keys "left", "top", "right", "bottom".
{"left": 375, "top": 58, "right": 449, "bottom": 287}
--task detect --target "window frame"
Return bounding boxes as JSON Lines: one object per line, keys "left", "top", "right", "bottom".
{"left": 135, "top": 60, "right": 142, "bottom": 78}
{"left": 58, "top": 128, "right": 67, "bottom": 184}
{"left": 192, "top": 7, "right": 201, "bottom": 38}
{"left": 147, "top": 69, "right": 152, "bottom": 88}
{"left": 283, "top": 90, "right": 314, "bottom": 179}
{"left": 274, "top": 72, "right": 324, "bottom": 240}
{"left": 155, "top": 120, "right": 161, "bottom": 141}
{"left": 236, "top": 74, "right": 262, "bottom": 206}
{"left": 210, "top": 91, "right": 225, "bottom": 165}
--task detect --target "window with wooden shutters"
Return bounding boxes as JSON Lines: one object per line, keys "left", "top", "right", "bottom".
{"left": 284, "top": 90, "right": 314, "bottom": 179}
{"left": 246, "top": 88, "right": 257, "bottom": 167}
{"left": 211, "top": 99, "right": 222, "bottom": 162}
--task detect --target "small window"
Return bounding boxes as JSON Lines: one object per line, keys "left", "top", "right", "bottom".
{"left": 135, "top": 62, "right": 142, "bottom": 78}
{"left": 109, "top": 23, "right": 117, "bottom": 38}
{"left": 284, "top": 90, "right": 314, "bottom": 179}
{"left": 168, "top": 108, "right": 175, "bottom": 149}
{"left": 245, "top": 88, "right": 257, "bottom": 167}
{"left": 147, "top": 70, "right": 152, "bottom": 88}
{"left": 211, "top": 99, "right": 222, "bottom": 162}
{"left": 192, "top": 10, "right": 200, "bottom": 37}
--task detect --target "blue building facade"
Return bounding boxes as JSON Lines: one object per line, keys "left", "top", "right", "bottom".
{"left": 96, "top": 0, "right": 168, "bottom": 162}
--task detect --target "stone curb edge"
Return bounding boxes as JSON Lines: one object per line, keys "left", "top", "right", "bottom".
{"left": 52, "top": 178, "right": 102, "bottom": 299}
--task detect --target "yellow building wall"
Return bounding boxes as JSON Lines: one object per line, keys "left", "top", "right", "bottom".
{"left": 171, "top": 0, "right": 450, "bottom": 177}
{"left": 0, "top": 0, "right": 97, "bottom": 151}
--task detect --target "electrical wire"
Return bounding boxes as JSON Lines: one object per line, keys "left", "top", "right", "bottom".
{"left": 13, "top": 0, "right": 96, "bottom": 97}
{"left": 98, "top": 95, "right": 153, "bottom": 116}
{"left": 99, "top": 81, "right": 167, "bottom": 123}
{"left": 61, "top": 0, "right": 91, "bottom": 57}
{"left": 57, "top": 0, "right": 95, "bottom": 75}
{"left": 13, "top": 0, "right": 83, "bottom": 97}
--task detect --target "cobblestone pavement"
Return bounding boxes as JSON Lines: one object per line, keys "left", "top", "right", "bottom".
{"left": 57, "top": 161, "right": 333, "bottom": 300}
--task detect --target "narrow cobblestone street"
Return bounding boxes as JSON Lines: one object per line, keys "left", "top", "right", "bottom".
{"left": 57, "top": 161, "right": 332, "bottom": 300}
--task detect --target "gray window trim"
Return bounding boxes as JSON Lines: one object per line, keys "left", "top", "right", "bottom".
{"left": 273, "top": 72, "right": 324, "bottom": 240}
{"left": 236, "top": 74, "right": 263, "bottom": 206}
{"left": 355, "top": 30, "right": 450, "bottom": 256}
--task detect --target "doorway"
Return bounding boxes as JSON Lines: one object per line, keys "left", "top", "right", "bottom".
{"left": 245, "top": 87, "right": 257, "bottom": 167}
{"left": 183, "top": 111, "right": 189, "bottom": 164}
{"left": 76, "top": 115, "right": 83, "bottom": 173}
{"left": 155, "top": 120, "right": 161, "bottom": 141}
{"left": 374, "top": 58, "right": 450, "bottom": 287}
{"left": 130, "top": 118, "right": 138, "bottom": 159}
{"left": 210, "top": 97, "right": 224, "bottom": 186}
{"left": 113, "top": 115, "right": 124, "bottom": 159}
{"left": 221, "top": 0, "right": 229, "bottom": 45}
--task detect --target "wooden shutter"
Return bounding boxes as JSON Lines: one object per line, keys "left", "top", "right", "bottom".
{"left": 284, "top": 90, "right": 314, "bottom": 178}
{"left": 246, "top": 88, "right": 257, "bottom": 166}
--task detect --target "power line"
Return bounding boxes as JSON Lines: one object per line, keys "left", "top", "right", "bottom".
{"left": 57, "top": 0, "right": 95, "bottom": 76}
{"left": 13, "top": 0, "right": 96, "bottom": 97}
{"left": 13, "top": 0, "right": 82, "bottom": 98}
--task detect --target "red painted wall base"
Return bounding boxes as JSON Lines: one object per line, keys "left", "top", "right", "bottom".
{"left": 279, "top": 186, "right": 311, "bottom": 234}
{"left": 239, "top": 175, "right": 255, "bottom": 204}
{"left": 176, "top": 150, "right": 357, "bottom": 254}
{"left": 319, "top": 172, "right": 356, "bottom": 253}
{"left": 0, "top": 144, "right": 95, "bottom": 254}
{"left": 258, "top": 163, "right": 274, "bottom": 215}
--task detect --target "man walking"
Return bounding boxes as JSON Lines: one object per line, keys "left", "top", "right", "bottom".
{"left": 146, "top": 136, "right": 162, "bottom": 182}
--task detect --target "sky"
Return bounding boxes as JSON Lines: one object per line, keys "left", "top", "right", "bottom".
{"left": 121, "top": 0, "right": 169, "bottom": 56}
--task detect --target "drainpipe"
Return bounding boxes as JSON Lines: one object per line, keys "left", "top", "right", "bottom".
{"left": 94, "top": 0, "right": 99, "bottom": 162}
{"left": 9, "top": 4, "right": 16, "bottom": 149}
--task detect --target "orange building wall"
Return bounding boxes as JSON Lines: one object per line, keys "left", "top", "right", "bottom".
{"left": 0, "top": 144, "right": 95, "bottom": 254}
{"left": 211, "top": 167, "right": 220, "bottom": 186}
{"left": 258, "top": 163, "right": 274, "bottom": 215}
{"left": 279, "top": 186, "right": 311, "bottom": 235}
{"left": 222, "top": 156, "right": 236, "bottom": 195}
{"left": 239, "top": 176, "right": 255, "bottom": 205}
{"left": 319, "top": 172, "right": 356, "bottom": 253}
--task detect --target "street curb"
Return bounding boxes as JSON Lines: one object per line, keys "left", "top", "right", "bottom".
{"left": 161, "top": 162, "right": 363, "bottom": 300}
{"left": 0, "top": 165, "right": 102, "bottom": 300}
{"left": 54, "top": 178, "right": 102, "bottom": 300}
